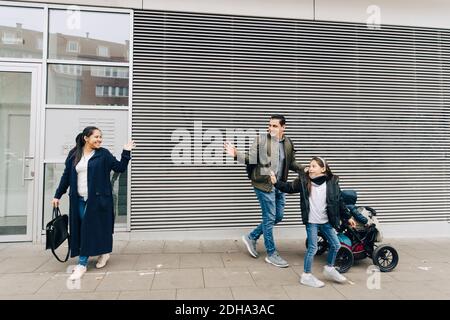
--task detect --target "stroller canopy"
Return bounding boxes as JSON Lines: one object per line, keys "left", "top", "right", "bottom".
{"left": 341, "top": 189, "right": 357, "bottom": 205}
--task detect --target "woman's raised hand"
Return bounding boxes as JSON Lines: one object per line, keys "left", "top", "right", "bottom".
{"left": 124, "top": 140, "right": 137, "bottom": 151}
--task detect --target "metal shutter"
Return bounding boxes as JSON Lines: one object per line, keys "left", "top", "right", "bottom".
{"left": 132, "top": 10, "right": 450, "bottom": 231}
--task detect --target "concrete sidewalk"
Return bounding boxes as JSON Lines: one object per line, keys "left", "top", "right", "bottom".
{"left": 0, "top": 237, "right": 449, "bottom": 300}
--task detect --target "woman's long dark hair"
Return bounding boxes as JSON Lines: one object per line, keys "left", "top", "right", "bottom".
{"left": 307, "top": 156, "right": 334, "bottom": 193}
{"left": 71, "top": 126, "right": 100, "bottom": 166}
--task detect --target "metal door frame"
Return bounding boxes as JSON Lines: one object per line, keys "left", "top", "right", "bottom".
{"left": 0, "top": 63, "right": 42, "bottom": 242}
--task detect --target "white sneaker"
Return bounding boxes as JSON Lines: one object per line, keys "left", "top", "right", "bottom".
{"left": 300, "top": 273, "right": 325, "bottom": 288}
{"left": 69, "top": 264, "right": 87, "bottom": 281}
{"left": 323, "top": 265, "right": 347, "bottom": 283}
{"left": 96, "top": 253, "right": 110, "bottom": 269}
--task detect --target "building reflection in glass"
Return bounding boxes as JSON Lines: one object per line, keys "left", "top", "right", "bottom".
{"left": 47, "top": 64, "right": 129, "bottom": 105}
{"left": 0, "top": 6, "right": 44, "bottom": 59}
{"left": 48, "top": 9, "right": 130, "bottom": 62}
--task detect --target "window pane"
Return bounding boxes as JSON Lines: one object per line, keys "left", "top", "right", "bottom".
{"left": 43, "top": 164, "right": 70, "bottom": 230}
{"left": 95, "top": 85, "right": 102, "bottom": 97}
{"left": 0, "top": 6, "right": 43, "bottom": 59}
{"left": 48, "top": 9, "right": 130, "bottom": 62}
{"left": 112, "top": 170, "right": 128, "bottom": 225}
{"left": 44, "top": 108, "right": 129, "bottom": 161}
{"left": 98, "top": 45, "right": 109, "bottom": 57}
{"left": 47, "top": 64, "right": 129, "bottom": 105}
{"left": 0, "top": 72, "right": 32, "bottom": 236}
{"left": 43, "top": 164, "right": 127, "bottom": 229}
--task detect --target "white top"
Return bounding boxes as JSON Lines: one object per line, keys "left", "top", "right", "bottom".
{"left": 76, "top": 150, "right": 95, "bottom": 199}
{"left": 308, "top": 182, "right": 328, "bottom": 224}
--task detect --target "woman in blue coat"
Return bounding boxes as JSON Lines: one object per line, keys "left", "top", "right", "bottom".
{"left": 52, "top": 126, "right": 135, "bottom": 280}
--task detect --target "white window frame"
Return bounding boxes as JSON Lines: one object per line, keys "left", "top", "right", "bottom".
{"left": 95, "top": 85, "right": 103, "bottom": 97}
{"left": 97, "top": 45, "right": 109, "bottom": 57}
{"left": 36, "top": 37, "right": 43, "bottom": 50}
{"left": 66, "top": 40, "right": 79, "bottom": 53}
{"left": 2, "top": 31, "right": 21, "bottom": 45}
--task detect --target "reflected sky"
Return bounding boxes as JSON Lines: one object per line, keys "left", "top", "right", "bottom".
{"left": 0, "top": 6, "right": 44, "bottom": 31}
{"left": 49, "top": 9, "right": 130, "bottom": 44}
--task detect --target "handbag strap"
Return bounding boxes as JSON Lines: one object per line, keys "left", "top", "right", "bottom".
{"left": 51, "top": 236, "right": 71, "bottom": 263}
{"left": 52, "top": 206, "right": 61, "bottom": 219}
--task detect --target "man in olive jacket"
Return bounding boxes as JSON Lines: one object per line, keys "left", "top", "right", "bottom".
{"left": 224, "top": 115, "right": 303, "bottom": 267}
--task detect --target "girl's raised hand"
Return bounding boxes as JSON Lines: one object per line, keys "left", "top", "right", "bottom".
{"left": 124, "top": 140, "right": 136, "bottom": 151}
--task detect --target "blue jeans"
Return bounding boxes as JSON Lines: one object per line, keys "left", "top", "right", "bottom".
{"left": 249, "top": 187, "right": 285, "bottom": 256}
{"left": 304, "top": 223, "right": 341, "bottom": 273}
{"left": 78, "top": 197, "right": 89, "bottom": 267}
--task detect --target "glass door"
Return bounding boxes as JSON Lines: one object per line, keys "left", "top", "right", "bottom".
{"left": 0, "top": 64, "right": 40, "bottom": 242}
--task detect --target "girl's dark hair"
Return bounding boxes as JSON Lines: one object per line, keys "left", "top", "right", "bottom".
{"left": 71, "top": 126, "right": 100, "bottom": 166}
{"left": 307, "top": 156, "right": 334, "bottom": 193}
{"left": 311, "top": 156, "right": 333, "bottom": 176}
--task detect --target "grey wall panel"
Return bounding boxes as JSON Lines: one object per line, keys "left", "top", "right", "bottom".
{"left": 315, "top": 0, "right": 450, "bottom": 29}
{"left": 142, "top": 0, "right": 314, "bottom": 20}
{"left": 15, "top": 0, "right": 143, "bottom": 9}
{"left": 132, "top": 10, "right": 450, "bottom": 231}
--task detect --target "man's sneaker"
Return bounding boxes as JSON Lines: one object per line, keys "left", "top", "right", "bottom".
{"left": 69, "top": 264, "right": 87, "bottom": 281}
{"left": 323, "top": 265, "right": 347, "bottom": 283}
{"left": 300, "top": 273, "right": 325, "bottom": 288}
{"left": 265, "top": 251, "right": 289, "bottom": 268}
{"left": 96, "top": 253, "right": 110, "bottom": 269}
{"left": 242, "top": 235, "right": 258, "bottom": 258}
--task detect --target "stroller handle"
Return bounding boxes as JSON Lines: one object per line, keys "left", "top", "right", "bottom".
{"left": 364, "top": 206, "right": 377, "bottom": 216}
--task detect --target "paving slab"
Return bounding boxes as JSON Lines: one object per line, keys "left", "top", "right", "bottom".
{"left": 151, "top": 268, "right": 204, "bottom": 290}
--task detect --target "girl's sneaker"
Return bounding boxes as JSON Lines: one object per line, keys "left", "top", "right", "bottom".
{"left": 300, "top": 273, "right": 325, "bottom": 288}
{"left": 323, "top": 265, "right": 347, "bottom": 283}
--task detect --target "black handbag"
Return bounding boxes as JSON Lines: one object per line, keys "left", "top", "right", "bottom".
{"left": 45, "top": 206, "right": 70, "bottom": 262}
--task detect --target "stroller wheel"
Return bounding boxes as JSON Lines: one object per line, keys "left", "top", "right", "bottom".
{"left": 334, "top": 246, "right": 354, "bottom": 273}
{"left": 305, "top": 233, "right": 328, "bottom": 256}
{"left": 372, "top": 245, "right": 399, "bottom": 272}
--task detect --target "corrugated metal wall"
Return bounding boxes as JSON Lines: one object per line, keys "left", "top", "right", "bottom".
{"left": 132, "top": 10, "right": 450, "bottom": 231}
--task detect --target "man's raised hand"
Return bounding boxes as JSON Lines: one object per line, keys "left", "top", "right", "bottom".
{"left": 224, "top": 141, "right": 237, "bottom": 158}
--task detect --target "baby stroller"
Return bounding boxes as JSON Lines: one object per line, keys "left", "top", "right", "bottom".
{"left": 306, "top": 190, "right": 399, "bottom": 273}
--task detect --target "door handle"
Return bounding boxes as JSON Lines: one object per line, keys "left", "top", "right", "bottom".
{"left": 22, "top": 151, "right": 34, "bottom": 185}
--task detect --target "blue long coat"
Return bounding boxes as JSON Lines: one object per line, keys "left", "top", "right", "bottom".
{"left": 54, "top": 148, "right": 131, "bottom": 257}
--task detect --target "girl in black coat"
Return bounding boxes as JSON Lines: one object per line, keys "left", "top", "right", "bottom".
{"left": 52, "top": 126, "right": 135, "bottom": 281}
{"left": 270, "top": 157, "right": 355, "bottom": 288}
